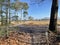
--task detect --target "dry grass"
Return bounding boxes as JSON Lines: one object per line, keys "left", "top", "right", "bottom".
{"left": 0, "top": 20, "right": 60, "bottom": 26}
{"left": 11, "top": 21, "right": 49, "bottom": 26}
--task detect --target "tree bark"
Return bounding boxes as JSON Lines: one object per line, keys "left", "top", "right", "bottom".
{"left": 9, "top": 0, "right": 11, "bottom": 24}
{"left": 1, "top": 5, "right": 4, "bottom": 26}
{"left": 20, "top": 9, "right": 23, "bottom": 22}
{"left": 9, "top": 8, "right": 11, "bottom": 24}
{"left": 49, "top": 0, "right": 58, "bottom": 32}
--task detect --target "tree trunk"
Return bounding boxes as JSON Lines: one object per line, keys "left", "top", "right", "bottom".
{"left": 9, "top": 8, "right": 11, "bottom": 24}
{"left": 5, "top": 0, "right": 9, "bottom": 38}
{"left": 49, "top": 0, "right": 58, "bottom": 32}
{"left": 20, "top": 9, "right": 23, "bottom": 22}
{"left": 5, "top": 6, "right": 8, "bottom": 25}
{"left": 9, "top": 0, "right": 11, "bottom": 24}
{"left": 1, "top": 5, "right": 4, "bottom": 26}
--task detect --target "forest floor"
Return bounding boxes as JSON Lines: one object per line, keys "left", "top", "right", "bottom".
{"left": 0, "top": 21, "right": 60, "bottom": 45}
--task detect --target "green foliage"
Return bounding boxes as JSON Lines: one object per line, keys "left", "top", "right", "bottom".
{"left": 0, "top": 27, "right": 6, "bottom": 36}
{"left": 28, "top": 16, "right": 34, "bottom": 20}
{"left": 0, "top": 30, "right": 6, "bottom": 36}
{"left": 12, "top": 15, "right": 19, "bottom": 21}
{"left": 23, "top": 2, "right": 29, "bottom": 10}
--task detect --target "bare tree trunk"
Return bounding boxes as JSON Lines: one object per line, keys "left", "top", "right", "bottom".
{"left": 1, "top": 5, "right": 4, "bottom": 26}
{"left": 49, "top": 0, "right": 58, "bottom": 32}
{"left": 20, "top": 9, "right": 23, "bottom": 22}
{"left": 5, "top": 0, "right": 9, "bottom": 39}
{"left": 9, "top": 8, "right": 11, "bottom": 24}
{"left": 9, "top": 0, "right": 11, "bottom": 24}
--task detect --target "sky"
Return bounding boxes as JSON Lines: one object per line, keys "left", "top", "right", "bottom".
{"left": 11, "top": 0, "right": 60, "bottom": 19}
{"left": 20, "top": 0, "right": 52, "bottom": 19}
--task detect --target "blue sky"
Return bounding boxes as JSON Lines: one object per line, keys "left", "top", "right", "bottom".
{"left": 11, "top": 0, "right": 60, "bottom": 19}
{"left": 21, "top": 0, "right": 52, "bottom": 19}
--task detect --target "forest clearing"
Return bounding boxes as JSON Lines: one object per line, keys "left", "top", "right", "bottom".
{"left": 0, "top": 0, "right": 60, "bottom": 45}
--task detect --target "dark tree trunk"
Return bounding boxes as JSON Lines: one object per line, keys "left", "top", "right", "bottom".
{"left": 49, "top": 0, "right": 58, "bottom": 32}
